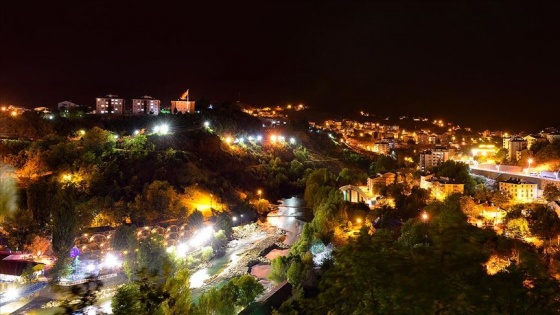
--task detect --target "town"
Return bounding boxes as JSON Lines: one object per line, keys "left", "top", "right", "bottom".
{"left": 1, "top": 92, "right": 560, "bottom": 314}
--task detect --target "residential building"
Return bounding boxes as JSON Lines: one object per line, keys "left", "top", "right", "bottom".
{"left": 419, "top": 146, "right": 449, "bottom": 172}
{"left": 546, "top": 132, "right": 560, "bottom": 144}
{"left": 498, "top": 178, "right": 537, "bottom": 203}
{"left": 420, "top": 174, "right": 464, "bottom": 200}
{"left": 58, "top": 100, "right": 80, "bottom": 110}
{"left": 131, "top": 96, "right": 160, "bottom": 115}
{"left": 471, "top": 144, "right": 497, "bottom": 157}
{"left": 373, "top": 141, "right": 390, "bottom": 155}
{"left": 524, "top": 134, "right": 548, "bottom": 150}
{"left": 96, "top": 95, "right": 124, "bottom": 114}
{"left": 367, "top": 172, "right": 396, "bottom": 193}
{"left": 503, "top": 137, "right": 527, "bottom": 161}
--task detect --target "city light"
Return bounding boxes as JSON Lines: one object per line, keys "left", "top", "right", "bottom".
{"left": 1, "top": 287, "right": 20, "bottom": 303}
{"left": 233, "top": 216, "right": 238, "bottom": 222}
{"left": 290, "top": 137, "right": 296, "bottom": 144}
{"left": 225, "top": 136, "right": 233, "bottom": 144}
{"left": 103, "top": 253, "right": 120, "bottom": 268}
{"left": 79, "top": 130, "right": 86, "bottom": 136}
{"left": 421, "top": 212, "right": 429, "bottom": 222}
{"left": 528, "top": 158, "right": 533, "bottom": 169}
{"left": 256, "top": 135, "right": 263, "bottom": 141}
{"left": 86, "top": 263, "right": 95, "bottom": 273}
{"left": 134, "top": 130, "right": 140, "bottom": 135}
{"left": 270, "top": 135, "right": 277, "bottom": 142}
{"left": 160, "top": 124, "right": 169, "bottom": 134}
{"left": 356, "top": 218, "right": 362, "bottom": 224}
{"left": 204, "top": 121, "right": 210, "bottom": 128}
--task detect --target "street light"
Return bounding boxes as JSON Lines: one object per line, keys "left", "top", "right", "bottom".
{"left": 528, "top": 158, "right": 533, "bottom": 169}
{"left": 421, "top": 212, "right": 429, "bottom": 222}
{"left": 356, "top": 218, "right": 362, "bottom": 224}
{"left": 257, "top": 190, "right": 262, "bottom": 200}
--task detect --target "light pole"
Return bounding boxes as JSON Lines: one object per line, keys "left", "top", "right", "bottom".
{"left": 528, "top": 158, "right": 533, "bottom": 170}
{"left": 257, "top": 189, "right": 262, "bottom": 200}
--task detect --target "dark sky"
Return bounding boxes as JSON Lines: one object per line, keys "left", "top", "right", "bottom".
{"left": 1, "top": 1, "right": 559, "bottom": 131}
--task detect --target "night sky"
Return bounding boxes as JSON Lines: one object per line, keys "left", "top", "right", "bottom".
{"left": 1, "top": 1, "right": 559, "bottom": 131}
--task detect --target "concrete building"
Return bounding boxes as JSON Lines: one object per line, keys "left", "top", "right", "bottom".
{"left": 171, "top": 100, "right": 195, "bottom": 114}
{"left": 367, "top": 172, "right": 396, "bottom": 193}
{"left": 58, "top": 100, "right": 81, "bottom": 110}
{"left": 503, "top": 137, "right": 527, "bottom": 161}
{"left": 419, "top": 146, "right": 449, "bottom": 172}
{"left": 524, "top": 134, "right": 548, "bottom": 150}
{"left": 373, "top": 141, "right": 391, "bottom": 155}
{"left": 420, "top": 174, "right": 464, "bottom": 200}
{"left": 96, "top": 95, "right": 124, "bottom": 114}
{"left": 499, "top": 178, "right": 538, "bottom": 203}
{"left": 171, "top": 89, "right": 195, "bottom": 114}
{"left": 131, "top": 96, "right": 160, "bottom": 115}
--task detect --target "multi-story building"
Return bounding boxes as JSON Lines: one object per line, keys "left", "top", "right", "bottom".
{"left": 499, "top": 178, "right": 537, "bottom": 203}
{"left": 419, "top": 146, "right": 449, "bottom": 172}
{"left": 96, "top": 95, "right": 124, "bottom": 114}
{"left": 131, "top": 96, "right": 160, "bottom": 115}
{"left": 507, "top": 137, "right": 527, "bottom": 161}
{"left": 373, "top": 141, "right": 391, "bottom": 155}
{"left": 420, "top": 174, "right": 464, "bottom": 200}
{"left": 524, "top": 134, "right": 547, "bottom": 150}
{"left": 367, "top": 172, "right": 396, "bottom": 193}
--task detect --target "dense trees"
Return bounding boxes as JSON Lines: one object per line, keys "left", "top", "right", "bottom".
{"left": 311, "top": 195, "right": 560, "bottom": 314}
{"left": 435, "top": 160, "right": 476, "bottom": 194}
{"left": 544, "top": 183, "right": 560, "bottom": 202}
{"left": 194, "top": 275, "right": 263, "bottom": 315}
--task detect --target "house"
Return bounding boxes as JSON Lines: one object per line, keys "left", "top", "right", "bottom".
{"left": 498, "top": 178, "right": 537, "bottom": 203}
{"left": 420, "top": 174, "right": 464, "bottom": 200}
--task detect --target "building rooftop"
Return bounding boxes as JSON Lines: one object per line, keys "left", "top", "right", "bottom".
{"left": 500, "top": 177, "right": 536, "bottom": 185}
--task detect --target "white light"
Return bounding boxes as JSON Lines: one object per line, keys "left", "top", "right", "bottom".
{"left": 238, "top": 137, "right": 244, "bottom": 143}
{"left": 154, "top": 126, "right": 160, "bottom": 133}
{"left": 86, "top": 263, "right": 95, "bottom": 273}
{"left": 278, "top": 135, "right": 285, "bottom": 142}
{"left": 114, "top": 135, "right": 118, "bottom": 139}
{"left": 204, "top": 121, "right": 210, "bottom": 128}
{"left": 248, "top": 136, "right": 254, "bottom": 141}
{"left": 176, "top": 243, "right": 188, "bottom": 258}
{"left": 233, "top": 216, "right": 238, "bottom": 222}
{"left": 134, "top": 130, "right": 140, "bottom": 135}
{"left": 104, "top": 253, "right": 120, "bottom": 268}
{"left": 290, "top": 137, "right": 296, "bottom": 144}
{"left": 160, "top": 124, "right": 169, "bottom": 134}
{"left": 2, "top": 287, "right": 20, "bottom": 303}
{"left": 257, "top": 135, "right": 263, "bottom": 141}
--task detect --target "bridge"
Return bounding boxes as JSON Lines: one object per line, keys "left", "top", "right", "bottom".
{"left": 339, "top": 185, "right": 369, "bottom": 203}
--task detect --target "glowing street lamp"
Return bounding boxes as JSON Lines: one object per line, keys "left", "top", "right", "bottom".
{"left": 204, "top": 121, "right": 210, "bottom": 128}
{"left": 257, "top": 189, "right": 262, "bottom": 200}
{"left": 528, "top": 158, "right": 533, "bottom": 169}
{"left": 421, "top": 212, "right": 429, "bottom": 222}
{"left": 233, "top": 216, "right": 238, "bottom": 222}
{"left": 356, "top": 218, "right": 362, "bottom": 224}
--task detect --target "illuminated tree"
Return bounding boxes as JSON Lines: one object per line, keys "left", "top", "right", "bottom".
{"left": 544, "top": 184, "right": 560, "bottom": 202}
{"left": 0, "top": 162, "right": 17, "bottom": 221}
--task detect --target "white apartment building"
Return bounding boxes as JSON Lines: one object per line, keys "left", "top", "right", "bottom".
{"left": 132, "top": 96, "right": 160, "bottom": 115}
{"left": 419, "top": 146, "right": 449, "bottom": 172}
{"left": 96, "top": 95, "right": 124, "bottom": 114}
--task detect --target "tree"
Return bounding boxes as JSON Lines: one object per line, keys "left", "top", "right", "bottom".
{"left": 0, "top": 162, "right": 18, "bottom": 221}
{"left": 112, "top": 283, "right": 143, "bottom": 315}
{"left": 27, "top": 179, "right": 54, "bottom": 227}
{"left": 25, "top": 235, "right": 51, "bottom": 256}
{"left": 459, "top": 196, "right": 477, "bottom": 216}
{"left": 58, "top": 276, "right": 103, "bottom": 315}
{"left": 51, "top": 187, "right": 78, "bottom": 280}
{"left": 507, "top": 218, "right": 530, "bottom": 239}
{"left": 528, "top": 205, "right": 560, "bottom": 241}
{"left": 131, "top": 180, "right": 183, "bottom": 223}
{"left": 436, "top": 160, "right": 476, "bottom": 194}
{"left": 187, "top": 210, "right": 204, "bottom": 229}
{"left": 544, "top": 183, "right": 560, "bottom": 202}
{"left": 160, "top": 269, "right": 192, "bottom": 315}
